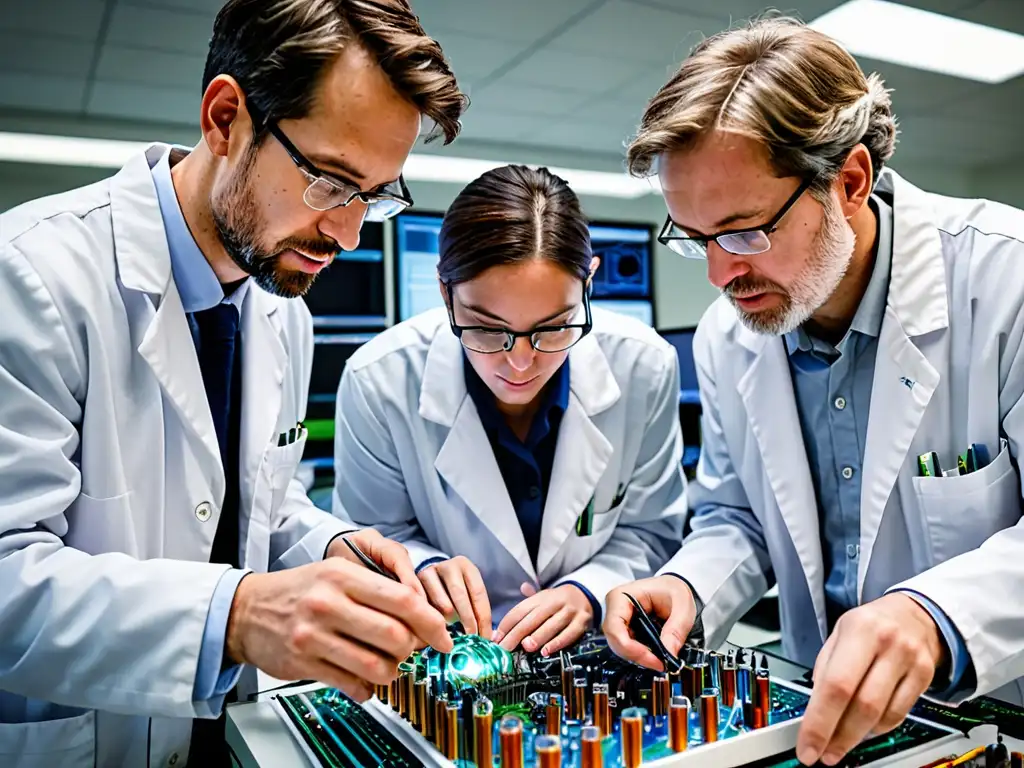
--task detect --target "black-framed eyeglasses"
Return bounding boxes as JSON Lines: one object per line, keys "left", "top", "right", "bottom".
{"left": 658, "top": 176, "right": 815, "bottom": 260}
{"left": 444, "top": 283, "right": 593, "bottom": 354}
{"left": 248, "top": 103, "right": 414, "bottom": 221}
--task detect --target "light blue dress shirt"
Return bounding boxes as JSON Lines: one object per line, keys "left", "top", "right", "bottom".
{"left": 151, "top": 146, "right": 249, "bottom": 711}
{"left": 784, "top": 195, "right": 970, "bottom": 697}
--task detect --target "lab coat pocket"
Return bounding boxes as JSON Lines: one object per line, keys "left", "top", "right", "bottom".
{"left": 912, "top": 438, "right": 1021, "bottom": 564}
{"left": 264, "top": 434, "right": 308, "bottom": 512}
{"left": 0, "top": 709, "right": 96, "bottom": 768}
{"left": 65, "top": 491, "right": 135, "bottom": 557}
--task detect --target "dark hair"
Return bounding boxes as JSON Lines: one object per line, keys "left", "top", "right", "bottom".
{"left": 202, "top": 0, "right": 467, "bottom": 144}
{"left": 438, "top": 165, "right": 593, "bottom": 287}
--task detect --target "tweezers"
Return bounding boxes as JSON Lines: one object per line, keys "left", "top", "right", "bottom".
{"left": 341, "top": 536, "right": 400, "bottom": 582}
{"left": 624, "top": 593, "right": 684, "bottom": 674}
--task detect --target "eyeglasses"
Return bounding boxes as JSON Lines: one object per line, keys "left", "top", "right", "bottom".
{"left": 248, "top": 104, "right": 414, "bottom": 221}
{"left": 658, "top": 176, "right": 815, "bottom": 260}
{"left": 445, "top": 284, "right": 593, "bottom": 354}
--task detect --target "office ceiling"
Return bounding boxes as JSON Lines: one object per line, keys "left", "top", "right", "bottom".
{"left": 0, "top": 0, "right": 1021, "bottom": 171}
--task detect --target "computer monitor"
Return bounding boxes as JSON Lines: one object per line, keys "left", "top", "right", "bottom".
{"left": 302, "top": 222, "right": 387, "bottom": 330}
{"left": 394, "top": 213, "right": 446, "bottom": 321}
{"left": 659, "top": 327, "right": 698, "bottom": 393}
{"left": 592, "top": 299, "right": 654, "bottom": 327}
{"left": 303, "top": 333, "right": 376, "bottom": 465}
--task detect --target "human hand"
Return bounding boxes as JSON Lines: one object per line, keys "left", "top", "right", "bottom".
{"left": 417, "top": 556, "right": 492, "bottom": 637}
{"left": 602, "top": 576, "right": 697, "bottom": 672}
{"left": 225, "top": 558, "right": 454, "bottom": 702}
{"left": 493, "top": 584, "right": 594, "bottom": 656}
{"left": 797, "top": 593, "right": 946, "bottom": 766}
{"left": 327, "top": 529, "right": 425, "bottom": 598}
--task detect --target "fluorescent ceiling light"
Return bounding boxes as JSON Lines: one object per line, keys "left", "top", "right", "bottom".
{"left": 810, "top": 0, "right": 1024, "bottom": 84}
{"left": 0, "top": 132, "right": 660, "bottom": 199}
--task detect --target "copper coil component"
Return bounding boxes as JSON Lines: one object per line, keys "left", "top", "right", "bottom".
{"left": 561, "top": 664, "right": 574, "bottom": 705}
{"left": 434, "top": 695, "right": 449, "bottom": 751}
{"left": 700, "top": 688, "right": 719, "bottom": 743}
{"left": 669, "top": 695, "right": 689, "bottom": 752}
{"left": 444, "top": 702, "right": 460, "bottom": 761}
{"left": 413, "top": 679, "right": 428, "bottom": 733}
{"left": 499, "top": 715, "right": 524, "bottom": 768}
{"left": 581, "top": 725, "right": 604, "bottom": 768}
{"left": 691, "top": 663, "right": 708, "bottom": 694}
{"left": 398, "top": 671, "right": 411, "bottom": 719}
{"left": 1011, "top": 752, "right": 1024, "bottom": 768}
{"left": 682, "top": 665, "right": 698, "bottom": 702}
{"left": 374, "top": 683, "right": 388, "bottom": 705}
{"left": 652, "top": 675, "right": 670, "bottom": 718}
{"left": 546, "top": 694, "right": 563, "bottom": 736}
{"left": 592, "top": 683, "right": 610, "bottom": 737}
{"left": 535, "top": 734, "right": 561, "bottom": 768}
{"left": 721, "top": 664, "right": 737, "bottom": 708}
{"left": 573, "top": 677, "right": 587, "bottom": 722}
{"left": 390, "top": 678, "right": 399, "bottom": 712}
{"left": 756, "top": 666, "right": 771, "bottom": 729}
{"left": 621, "top": 707, "right": 645, "bottom": 768}
{"left": 473, "top": 698, "right": 493, "bottom": 768}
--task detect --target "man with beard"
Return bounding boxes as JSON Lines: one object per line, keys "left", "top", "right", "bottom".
{"left": 603, "top": 15, "right": 1024, "bottom": 768}
{"left": 0, "top": 1, "right": 465, "bottom": 766}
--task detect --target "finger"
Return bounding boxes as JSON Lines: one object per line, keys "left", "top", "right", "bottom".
{"left": 419, "top": 567, "right": 457, "bottom": 623}
{"left": 342, "top": 567, "right": 453, "bottom": 654}
{"left": 876, "top": 664, "right": 932, "bottom": 735}
{"left": 500, "top": 601, "right": 560, "bottom": 652}
{"left": 461, "top": 561, "right": 492, "bottom": 639}
{"left": 495, "top": 595, "right": 538, "bottom": 644}
{"left": 306, "top": 659, "right": 375, "bottom": 703}
{"left": 439, "top": 564, "right": 478, "bottom": 635}
{"left": 350, "top": 530, "right": 426, "bottom": 599}
{"left": 658, "top": 588, "right": 696, "bottom": 657}
{"left": 603, "top": 591, "right": 666, "bottom": 670}
{"left": 523, "top": 608, "right": 571, "bottom": 654}
{"left": 798, "top": 625, "right": 877, "bottom": 766}
{"left": 541, "top": 615, "right": 589, "bottom": 657}
{"left": 818, "top": 652, "right": 908, "bottom": 765}
{"left": 520, "top": 582, "right": 538, "bottom": 598}
{"left": 300, "top": 627, "right": 403, "bottom": 687}
{"left": 321, "top": 598, "right": 417, "bottom": 661}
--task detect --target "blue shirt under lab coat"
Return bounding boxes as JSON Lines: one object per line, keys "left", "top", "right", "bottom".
{"left": 785, "top": 194, "right": 970, "bottom": 696}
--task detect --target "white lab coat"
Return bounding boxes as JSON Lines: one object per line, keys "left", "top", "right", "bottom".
{"left": 332, "top": 307, "right": 687, "bottom": 622}
{"left": 660, "top": 169, "right": 1024, "bottom": 704}
{"left": 0, "top": 145, "right": 352, "bottom": 767}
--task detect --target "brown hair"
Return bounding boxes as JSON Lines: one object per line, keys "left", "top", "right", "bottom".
{"left": 627, "top": 15, "right": 898, "bottom": 198}
{"left": 203, "top": 0, "right": 466, "bottom": 144}
{"left": 438, "top": 166, "right": 592, "bottom": 286}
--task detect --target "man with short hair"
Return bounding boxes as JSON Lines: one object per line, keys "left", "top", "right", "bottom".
{"left": 0, "top": 1, "right": 465, "bottom": 764}
{"left": 604, "top": 16, "right": 1024, "bottom": 767}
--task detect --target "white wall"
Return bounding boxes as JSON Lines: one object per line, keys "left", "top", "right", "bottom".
{"left": 1, "top": 152, "right": 1013, "bottom": 330}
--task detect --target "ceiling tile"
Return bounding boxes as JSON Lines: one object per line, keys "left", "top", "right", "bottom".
{"left": 622, "top": 0, "right": 842, "bottom": 24}
{"left": 891, "top": 114, "right": 1024, "bottom": 166}
{"left": 501, "top": 49, "right": 653, "bottom": 94}
{"left": 0, "top": 33, "right": 96, "bottom": 79}
{"left": 95, "top": 46, "right": 207, "bottom": 91}
{"left": 529, "top": 117, "right": 635, "bottom": 155}
{"left": 853, "top": 56, "right": 984, "bottom": 115}
{"left": 0, "top": 0, "right": 107, "bottom": 41}
{"left": 954, "top": 0, "right": 1024, "bottom": 36}
{"left": 86, "top": 81, "right": 199, "bottom": 125}
{"left": 416, "top": 0, "right": 598, "bottom": 43}
{"left": 0, "top": 72, "right": 87, "bottom": 113}
{"left": 466, "top": 84, "right": 594, "bottom": 117}
{"left": 550, "top": 0, "right": 722, "bottom": 66}
{"left": 124, "top": 0, "right": 224, "bottom": 12}
{"left": 430, "top": 30, "right": 525, "bottom": 84}
{"left": 106, "top": 4, "right": 214, "bottom": 56}
{"left": 456, "top": 110, "right": 551, "bottom": 144}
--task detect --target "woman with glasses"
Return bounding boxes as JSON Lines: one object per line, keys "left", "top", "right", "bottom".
{"left": 332, "top": 165, "right": 687, "bottom": 656}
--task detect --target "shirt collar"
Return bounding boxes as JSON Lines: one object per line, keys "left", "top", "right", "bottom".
{"left": 151, "top": 146, "right": 249, "bottom": 314}
{"left": 463, "top": 354, "right": 571, "bottom": 447}
{"left": 784, "top": 193, "right": 894, "bottom": 357}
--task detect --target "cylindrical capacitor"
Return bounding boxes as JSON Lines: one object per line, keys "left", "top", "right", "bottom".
{"left": 692, "top": 662, "right": 708, "bottom": 694}
{"left": 700, "top": 688, "right": 719, "bottom": 743}
{"left": 652, "top": 675, "right": 670, "bottom": 718}
{"left": 669, "top": 695, "right": 689, "bottom": 752}
{"left": 499, "top": 715, "right": 524, "bottom": 768}
{"left": 413, "top": 679, "right": 428, "bottom": 734}
{"left": 390, "top": 678, "right": 400, "bottom": 712}
{"left": 708, "top": 652, "right": 722, "bottom": 691}
{"left": 375, "top": 683, "right": 389, "bottom": 705}
{"left": 473, "top": 698, "right": 493, "bottom": 768}
{"left": 561, "top": 663, "right": 574, "bottom": 705}
{"left": 535, "top": 734, "right": 561, "bottom": 768}
{"left": 573, "top": 677, "right": 587, "bottom": 722}
{"left": 621, "top": 707, "right": 646, "bottom": 768}
{"left": 434, "top": 695, "right": 448, "bottom": 751}
{"left": 444, "top": 702, "right": 461, "bottom": 761}
{"left": 1011, "top": 751, "right": 1024, "bottom": 768}
{"left": 593, "top": 683, "right": 610, "bottom": 737}
{"left": 721, "top": 658, "right": 738, "bottom": 708}
{"left": 755, "top": 656, "right": 771, "bottom": 729}
{"left": 546, "top": 694, "right": 563, "bottom": 736}
{"left": 398, "top": 670, "right": 412, "bottom": 719}
{"left": 581, "top": 725, "right": 604, "bottom": 768}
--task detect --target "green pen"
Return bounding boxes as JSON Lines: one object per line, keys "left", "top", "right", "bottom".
{"left": 918, "top": 451, "right": 941, "bottom": 478}
{"left": 957, "top": 453, "right": 968, "bottom": 476}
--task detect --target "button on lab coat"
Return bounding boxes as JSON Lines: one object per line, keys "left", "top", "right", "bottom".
{"left": 332, "top": 307, "right": 687, "bottom": 622}
{"left": 0, "top": 145, "right": 352, "bottom": 766}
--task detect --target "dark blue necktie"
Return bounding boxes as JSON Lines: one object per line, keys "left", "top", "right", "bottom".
{"left": 193, "top": 303, "right": 242, "bottom": 569}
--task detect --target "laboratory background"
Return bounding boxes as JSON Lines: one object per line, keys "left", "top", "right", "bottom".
{"left": 2, "top": 0, "right": 1024, "bottom": 766}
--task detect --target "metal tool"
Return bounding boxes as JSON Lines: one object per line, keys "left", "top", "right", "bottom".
{"left": 624, "top": 593, "right": 684, "bottom": 673}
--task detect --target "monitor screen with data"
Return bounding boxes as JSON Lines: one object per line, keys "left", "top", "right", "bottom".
{"left": 302, "top": 221, "right": 387, "bottom": 330}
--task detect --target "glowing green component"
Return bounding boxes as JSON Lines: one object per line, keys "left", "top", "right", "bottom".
{"left": 420, "top": 634, "right": 514, "bottom": 688}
